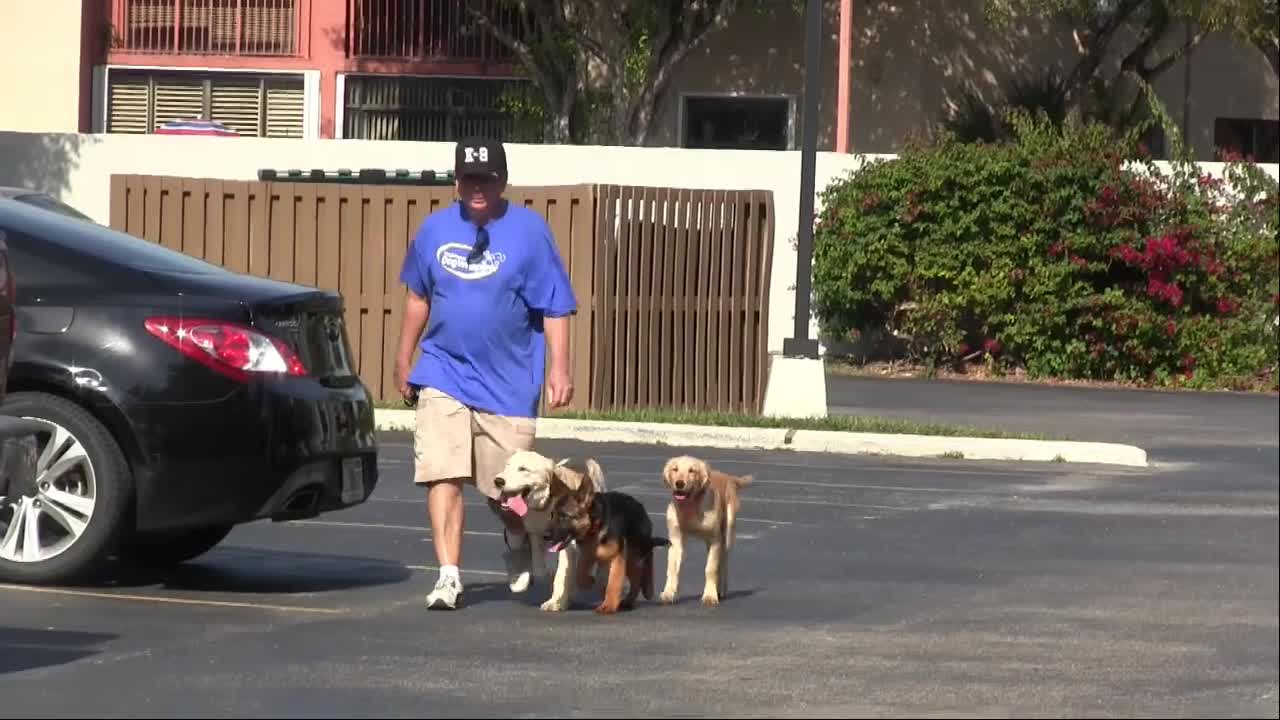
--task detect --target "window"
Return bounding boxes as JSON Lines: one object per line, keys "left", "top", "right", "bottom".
{"left": 342, "top": 75, "right": 541, "bottom": 143}
{"left": 106, "top": 68, "right": 305, "bottom": 138}
{"left": 682, "top": 95, "right": 792, "bottom": 151}
{"left": 1214, "top": 118, "right": 1280, "bottom": 163}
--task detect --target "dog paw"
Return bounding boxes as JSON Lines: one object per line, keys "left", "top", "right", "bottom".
{"left": 659, "top": 590, "right": 677, "bottom": 605}
{"left": 700, "top": 591, "right": 720, "bottom": 607}
{"left": 594, "top": 602, "right": 620, "bottom": 615}
{"left": 540, "top": 597, "right": 569, "bottom": 613}
{"left": 509, "top": 571, "right": 531, "bottom": 594}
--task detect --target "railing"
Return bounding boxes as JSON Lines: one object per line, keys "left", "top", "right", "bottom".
{"left": 345, "top": 0, "right": 520, "bottom": 63}
{"left": 110, "top": 0, "right": 302, "bottom": 56}
{"left": 108, "top": 176, "right": 775, "bottom": 414}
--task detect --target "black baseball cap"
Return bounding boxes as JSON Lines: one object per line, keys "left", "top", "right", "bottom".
{"left": 454, "top": 136, "right": 508, "bottom": 181}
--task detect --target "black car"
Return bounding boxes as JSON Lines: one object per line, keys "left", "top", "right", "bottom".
{"left": 0, "top": 194, "right": 379, "bottom": 585}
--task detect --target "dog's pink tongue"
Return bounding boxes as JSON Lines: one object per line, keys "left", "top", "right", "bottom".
{"left": 503, "top": 495, "right": 529, "bottom": 518}
{"left": 547, "top": 540, "right": 566, "bottom": 553}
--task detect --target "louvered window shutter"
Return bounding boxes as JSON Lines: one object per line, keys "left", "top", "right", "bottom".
{"left": 210, "top": 77, "right": 263, "bottom": 137}
{"left": 107, "top": 74, "right": 150, "bottom": 134}
{"left": 264, "top": 78, "right": 305, "bottom": 138}
{"left": 152, "top": 76, "right": 205, "bottom": 130}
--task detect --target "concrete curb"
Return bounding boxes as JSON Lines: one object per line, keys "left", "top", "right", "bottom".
{"left": 374, "top": 408, "right": 1148, "bottom": 467}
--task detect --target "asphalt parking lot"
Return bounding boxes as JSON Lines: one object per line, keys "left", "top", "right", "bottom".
{"left": 2, "top": 431, "right": 1277, "bottom": 718}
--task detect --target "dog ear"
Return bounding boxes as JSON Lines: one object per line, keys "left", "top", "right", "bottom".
{"left": 552, "top": 464, "right": 582, "bottom": 492}
{"left": 585, "top": 459, "right": 606, "bottom": 491}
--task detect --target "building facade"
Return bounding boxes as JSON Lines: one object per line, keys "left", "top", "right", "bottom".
{"left": 1, "top": 0, "right": 1276, "bottom": 162}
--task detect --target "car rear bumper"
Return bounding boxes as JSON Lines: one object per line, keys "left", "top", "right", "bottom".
{"left": 129, "top": 379, "right": 380, "bottom": 533}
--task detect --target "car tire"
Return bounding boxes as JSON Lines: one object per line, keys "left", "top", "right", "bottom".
{"left": 0, "top": 391, "right": 133, "bottom": 585}
{"left": 116, "top": 525, "right": 235, "bottom": 569}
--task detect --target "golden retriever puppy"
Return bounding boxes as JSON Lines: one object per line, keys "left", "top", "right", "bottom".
{"left": 658, "top": 455, "right": 752, "bottom": 606}
{"left": 493, "top": 450, "right": 607, "bottom": 611}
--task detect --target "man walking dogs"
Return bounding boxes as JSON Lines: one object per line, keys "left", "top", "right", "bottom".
{"left": 395, "top": 137, "right": 577, "bottom": 610}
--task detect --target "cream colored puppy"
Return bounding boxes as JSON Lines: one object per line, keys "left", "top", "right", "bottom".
{"left": 659, "top": 455, "right": 752, "bottom": 606}
{"left": 492, "top": 450, "right": 607, "bottom": 612}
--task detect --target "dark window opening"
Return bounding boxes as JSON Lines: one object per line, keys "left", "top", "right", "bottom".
{"left": 1214, "top": 118, "right": 1280, "bottom": 163}
{"left": 683, "top": 96, "right": 791, "bottom": 151}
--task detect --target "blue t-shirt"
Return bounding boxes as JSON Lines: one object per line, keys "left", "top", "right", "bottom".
{"left": 399, "top": 201, "right": 577, "bottom": 418}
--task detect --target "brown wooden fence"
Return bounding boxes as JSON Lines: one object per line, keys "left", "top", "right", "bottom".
{"left": 109, "top": 175, "right": 773, "bottom": 414}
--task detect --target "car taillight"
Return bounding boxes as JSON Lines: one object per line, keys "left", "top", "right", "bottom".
{"left": 144, "top": 317, "right": 307, "bottom": 382}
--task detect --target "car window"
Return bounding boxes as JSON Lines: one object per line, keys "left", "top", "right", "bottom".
{"left": 12, "top": 194, "right": 95, "bottom": 223}
{"left": 1, "top": 199, "right": 227, "bottom": 276}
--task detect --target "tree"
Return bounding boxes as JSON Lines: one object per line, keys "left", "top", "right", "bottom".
{"left": 468, "top": 0, "right": 794, "bottom": 145}
{"left": 984, "top": 0, "right": 1279, "bottom": 131}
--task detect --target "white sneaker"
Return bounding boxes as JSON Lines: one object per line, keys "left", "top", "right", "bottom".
{"left": 426, "top": 575, "right": 463, "bottom": 610}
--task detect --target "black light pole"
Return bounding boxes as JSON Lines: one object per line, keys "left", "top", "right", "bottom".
{"left": 782, "top": 0, "right": 823, "bottom": 359}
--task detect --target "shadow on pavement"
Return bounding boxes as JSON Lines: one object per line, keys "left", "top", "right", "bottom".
{"left": 75, "top": 547, "right": 414, "bottom": 595}
{"left": 0, "top": 626, "right": 117, "bottom": 675}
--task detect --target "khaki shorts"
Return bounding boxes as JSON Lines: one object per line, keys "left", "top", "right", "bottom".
{"left": 412, "top": 387, "right": 536, "bottom": 501}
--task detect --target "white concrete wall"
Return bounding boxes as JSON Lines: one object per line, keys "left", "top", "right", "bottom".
{"left": 0, "top": 1, "right": 86, "bottom": 133}
{"left": 0, "top": 131, "right": 1275, "bottom": 356}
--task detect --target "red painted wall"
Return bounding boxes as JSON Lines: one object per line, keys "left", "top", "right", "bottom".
{"left": 98, "top": 0, "right": 517, "bottom": 139}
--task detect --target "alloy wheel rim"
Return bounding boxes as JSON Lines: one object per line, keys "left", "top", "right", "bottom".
{"left": 0, "top": 418, "right": 97, "bottom": 563}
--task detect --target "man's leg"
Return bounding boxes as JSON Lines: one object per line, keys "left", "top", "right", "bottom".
{"left": 472, "top": 411, "right": 538, "bottom": 592}
{"left": 427, "top": 479, "right": 465, "bottom": 568}
{"left": 414, "top": 388, "right": 475, "bottom": 610}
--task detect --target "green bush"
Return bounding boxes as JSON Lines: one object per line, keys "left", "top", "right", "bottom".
{"left": 813, "top": 114, "right": 1280, "bottom": 390}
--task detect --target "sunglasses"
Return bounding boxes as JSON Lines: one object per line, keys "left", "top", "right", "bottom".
{"left": 466, "top": 225, "right": 490, "bottom": 264}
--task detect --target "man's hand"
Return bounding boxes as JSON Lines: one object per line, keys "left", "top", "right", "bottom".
{"left": 544, "top": 315, "right": 572, "bottom": 409}
{"left": 546, "top": 365, "right": 573, "bottom": 408}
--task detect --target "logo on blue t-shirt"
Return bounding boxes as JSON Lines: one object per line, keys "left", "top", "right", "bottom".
{"left": 435, "top": 242, "right": 507, "bottom": 280}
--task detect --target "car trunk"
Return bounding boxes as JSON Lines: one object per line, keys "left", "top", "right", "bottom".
{"left": 246, "top": 291, "right": 359, "bottom": 388}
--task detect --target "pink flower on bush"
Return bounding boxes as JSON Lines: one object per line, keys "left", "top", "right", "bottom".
{"left": 1165, "top": 320, "right": 1177, "bottom": 337}
{"left": 1216, "top": 298, "right": 1239, "bottom": 315}
{"left": 1182, "top": 354, "right": 1197, "bottom": 370}
{"left": 983, "top": 338, "right": 1003, "bottom": 355}
{"left": 1072, "top": 256, "right": 1089, "bottom": 269}
{"left": 1048, "top": 242, "right": 1064, "bottom": 257}
{"left": 1146, "top": 277, "right": 1184, "bottom": 307}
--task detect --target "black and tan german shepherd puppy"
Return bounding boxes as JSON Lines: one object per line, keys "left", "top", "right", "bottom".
{"left": 545, "top": 483, "right": 670, "bottom": 615}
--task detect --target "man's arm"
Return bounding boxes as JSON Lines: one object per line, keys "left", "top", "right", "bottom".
{"left": 395, "top": 290, "right": 430, "bottom": 398}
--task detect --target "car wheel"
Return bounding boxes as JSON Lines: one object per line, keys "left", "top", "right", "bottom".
{"left": 116, "top": 525, "right": 235, "bottom": 569}
{"left": 0, "top": 392, "right": 132, "bottom": 585}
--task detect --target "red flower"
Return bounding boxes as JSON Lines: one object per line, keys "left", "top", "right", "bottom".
{"left": 1165, "top": 320, "right": 1177, "bottom": 337}
{"left": 1216, "top": 298, "right": 1239, "bottom": 315}
{"left": 1072, "top": 256, "right": 1089, "bottom": 268}
{"left": 1049, "top": 242, "right": 1064, "bottom": 257}
{"left": 1182, "top": 354, "right": 1197, "bottom": 370}
{"left": 983, "top": 338, "right": 1003, "bottom": 355}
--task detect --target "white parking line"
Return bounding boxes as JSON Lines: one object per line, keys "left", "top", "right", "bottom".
{"left": 363, "top": 496, "right": 796, "bottom": 526}
{"left": 290, "top": 520, "right": 502, "bottom": 537}
{"left": 406, "top": 564, "right": 508, "bottom": 578}
{"left": 0, "top": 583, "right": 346, "bottom": 615}
{"left": 613, "top": 486, "right": 916, "bottom": 512}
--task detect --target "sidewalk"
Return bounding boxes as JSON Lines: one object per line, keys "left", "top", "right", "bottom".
{"left": 827, "top": 374, "right": 1280, "bottom": 454}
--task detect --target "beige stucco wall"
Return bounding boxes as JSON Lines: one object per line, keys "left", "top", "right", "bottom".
{"left": 658, "top": 0, "right": 1279, "bottom": 160}
{"left": 0, "top": 1, "right": 86, "bottom": 133}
